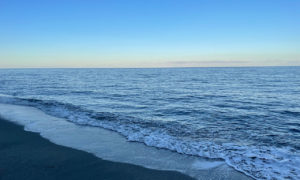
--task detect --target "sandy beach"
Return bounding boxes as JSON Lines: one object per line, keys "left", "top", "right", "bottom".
{"left": 0, "top": 118, "right": 194, "bottom": 180}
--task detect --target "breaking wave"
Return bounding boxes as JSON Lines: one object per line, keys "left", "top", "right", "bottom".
{"left": 0, "top": 94, "right": 299, "bottom": 180}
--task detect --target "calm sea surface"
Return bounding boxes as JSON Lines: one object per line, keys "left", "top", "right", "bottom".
{"left": 0, "top": 67, "right": 299, "bottom": 179}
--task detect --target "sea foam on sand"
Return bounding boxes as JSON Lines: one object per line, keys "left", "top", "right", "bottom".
{"left": 0, "top": 103, "right": 250, "bottom": 180}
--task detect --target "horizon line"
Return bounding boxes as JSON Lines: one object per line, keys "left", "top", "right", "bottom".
{"left": 0, "top": 65, "right": 299, "bottom": 69}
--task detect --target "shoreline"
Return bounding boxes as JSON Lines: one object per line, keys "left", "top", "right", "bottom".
{"left": 0, "top": 117, "right": 194, "bottom": 180}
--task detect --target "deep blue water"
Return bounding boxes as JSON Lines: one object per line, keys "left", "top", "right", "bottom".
{"left": 0, "top": 67, "right": 299, "bottom": 179}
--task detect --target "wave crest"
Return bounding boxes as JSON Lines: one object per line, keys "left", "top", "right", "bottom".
{"left": 0, "top": 94, "right": 299, "bottom": 180}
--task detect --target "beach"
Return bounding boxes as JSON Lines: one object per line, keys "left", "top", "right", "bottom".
{"left": 0, "top": 118, "right": 194, "bottom": 180}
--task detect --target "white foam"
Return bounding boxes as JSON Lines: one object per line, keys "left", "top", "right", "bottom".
{"left": 0, "top": 103, "right": 250, "bottom": 180}
{"left": 1, "top": 95, "right": 299, "bottom": 179}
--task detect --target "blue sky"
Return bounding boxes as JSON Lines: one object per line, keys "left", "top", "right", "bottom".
{"left": 0, "top": 0, "right": 299, "bottom": 67}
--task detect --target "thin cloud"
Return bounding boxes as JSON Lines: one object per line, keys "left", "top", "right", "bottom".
{"left": 168, "top": 60, "right": 249, "bottom": 65}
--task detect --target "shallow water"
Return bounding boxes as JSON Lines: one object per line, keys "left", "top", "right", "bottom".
{"left": 0, "top": 67, "right": 299, "bottom": 179}
{"left": 0, "top": 103, "right": 250, "bottom": 180}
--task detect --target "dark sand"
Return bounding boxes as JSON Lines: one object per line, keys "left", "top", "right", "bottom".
{"left": 0, "top": 118, "right": 194, "bottom": 180}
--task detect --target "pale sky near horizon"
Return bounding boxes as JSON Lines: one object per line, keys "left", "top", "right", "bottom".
{"left": 0, "top": 0, "right": 299, "bottom": 68}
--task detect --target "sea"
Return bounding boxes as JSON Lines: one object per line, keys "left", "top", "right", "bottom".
{"left": 0, "top": 67, "right": 299, "bottom": 180}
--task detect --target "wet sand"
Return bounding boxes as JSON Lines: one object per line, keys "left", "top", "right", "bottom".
{"left": 0, "top": 118, "right": 194, "bottom": 180}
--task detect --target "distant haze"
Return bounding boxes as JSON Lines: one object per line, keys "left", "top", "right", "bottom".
{"left": 0, "top": 0, "right": 299, "bottom": 68}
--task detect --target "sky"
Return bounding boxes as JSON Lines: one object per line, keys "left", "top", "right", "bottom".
{"left": 0, "top": 0, "right": 299, "bottom": 68}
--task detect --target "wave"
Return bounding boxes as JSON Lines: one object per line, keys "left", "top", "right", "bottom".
{"left": 0, "top": 94, "right": 299, "bottom": 180}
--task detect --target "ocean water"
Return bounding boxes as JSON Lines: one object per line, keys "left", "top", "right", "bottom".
{"left": 0, "top": 67, "right": 299, "bottom": 179}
